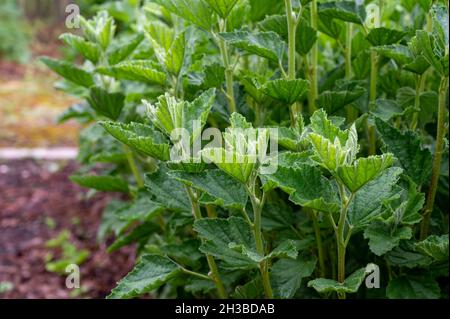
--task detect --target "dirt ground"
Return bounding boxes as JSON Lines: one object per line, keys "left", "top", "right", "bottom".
{"left": 0, "top": 159, "right": 136, "bottom": 299}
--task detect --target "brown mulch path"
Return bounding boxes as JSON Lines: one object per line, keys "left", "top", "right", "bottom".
{"left": 0, "top": 159, "right": 135, "bottom": 299}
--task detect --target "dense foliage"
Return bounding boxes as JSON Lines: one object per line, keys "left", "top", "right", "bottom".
{"left": 44, "top": 0, "right": 449, "bottom": 299}
{"left": 0, "top": 0, "right": 30, "bottom": 62}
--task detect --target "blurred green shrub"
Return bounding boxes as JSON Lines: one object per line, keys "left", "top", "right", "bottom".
{"left": 0, "top": 0, "right": 30, "bottom": 63}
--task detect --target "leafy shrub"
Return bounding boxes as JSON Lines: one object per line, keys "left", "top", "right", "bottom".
{"left": 0, "top": 0, "right": 30, "bottom": 62}
{"left": 44, "top": 0, "right": 449, "bottom": 299}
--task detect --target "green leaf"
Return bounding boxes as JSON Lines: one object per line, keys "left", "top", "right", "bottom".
{"left": 415, "top": 234, "right": 449, "bottom": 262}
{"left": 308, "top": 133, "right": 346, "bottom": 171}
{"left": 386, "top": 246, "right": 432, "bottom": 269}
{"left": 108, "top": 34, "right": 144, "bottom": 65}
{"left": 97, "top": 60, "right": 166, "bottom": 85}
{"left": 82, "top": 11, "right": 115, "bottom": 50}
{"left": 276, "top": 151, "right": 314, "bottom": 168}
{"left": 316, "top": 86, "right": 366, "bottom": 114}
{"left": 41, "top": 57, "right": 94, "bottom": 88}
{"left": 118, "top": 195, "right": 165, "bottom": 223}
{"left": 318, "top": 1, "right": 366, "bottom": 24}
{"left": 100, "top": 121, "right": 170, "bottom": 161}
{"left": 144, "top": 167, "right": 191, "bottom": 212}
{"left": 152, "top": 0, "right": 214, "bottom": 30}
{"left": 296, "top": 19, "right": 317, "bottom": 55}
{"left": 268, "top": 240, "right": 299, "bottom": 260}
{"left": 366, "top": 28, "right": 406, "bottom": 46}
{"left": 199, "top": 63, "right": 226, "bottom": 88}
{"left": 262, "top": 78, "right": 310, "bottom": 104}
{"left": 163, "top": 239, "right": 203, "bottom": 268}
{"left": 59, "top": 33, "right": 101, "bottom": 64}
{"left": 318, "top": 13, "right": 343, "bottom": 39}
{"left": 259, "top": 15, "right": 316, "bottom": 56}
{"left": 262, "top": 202, "right": 295, "bottom": 231}
{"left": 261, "top": 165, "right": 340, "bottom": 214}
{"left": 107, "top": 254, "right": 182, "bottom": 299}
{"left": 375, "top": 117, "right": 433, "bottom": 185}
{"left": 247, "top": 0, "right": 284, "bottom": 22}
{"left": 145, "top": 89, "right": 215, "bottom": 143}
{"left": 193, "top": 217, "right": 258, "bottom": 269}
{"left": 275, "top": 128, "right": 309, "bottom": 151}
{"left": 415, "top": 30, "right": 446, "bottom": 75}
{"left": 363, "top": 219, "right": 412, "bottom": 256}
{"left": 201, "top": 148, "right": 255, "bottom": 184}
{"left": 219, "top": 31, "right": 285, "bottom": 62}
{"left": 57, "top": 103, "right": 95, "bottom": 124}
{"left": 204, "top": 0, "right": 239, "bottom": 18}
{"left": 233, "top": 278, "right": 263, "bottom": 298}
{"left": 374, "top": 44, "right": 413, "bottom": 65}
{"left": 386, "top": 276, "right": 440, "bottom": 299}
{"left": 337, "top": 154, "right": 395, "bottom": 193}
{"left": 98, "top": 200, "right": 133, "bottom": 241}
{"left": 169, "top": 169, "right": 247, "bottom": 209}
{"left": 108, "top": 222, "right": 159, "bottom": 253}
{"left": 309, "top": 109, "right": 349, "bottom": 146}
{"left": 407, "top": 35, "right": 432, "bottom": 75}
{"left": 308, "top": 264, "right": 376, "bottom": 294}
{"left": 70, "top": 175, "right": 129, "bottom": 193}
{"left": 369, "top": 99, "right": 404, "bottom": 121}
{"left": 348, "top": 167, "right": 403, "bottom": 229}
{"left": 165, "top": 31, "right": 186, "bottom": 76}
{"left": 166, "top": 160, "right": 207, "bottom": 173}
{"left": 389, "top": 182, "right": 425, "bottom": 226}
{"left": 271, "top": 254, "right": 317, "bottom": 298}
{"left": 87, "top": 87, "right": 125, "bottom": 120}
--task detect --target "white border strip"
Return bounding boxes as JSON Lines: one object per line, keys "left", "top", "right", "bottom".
{"left": 0, "top": 148, "right": 78, "bottom": 160}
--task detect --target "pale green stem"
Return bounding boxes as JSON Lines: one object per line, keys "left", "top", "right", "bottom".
{"left": 123, "top": 145, "right": 144, "bottom": 188}
{"left": 367, "top": 49, "right": 378, "bottom": 155}
{"left": 345, "top": 23, "right": 358, "bottom": 122}
{"left": 216, "top": 19, "right": 237, "bottom": 114}
{"left": 345, "top": 23, "right": 353, "bottom": 79}
{"left": 420, "top": 76, "right": 449, "bottom": 240}
{"left": 308, "top": 0, "right": 318, "bottom": 114}
{"left": 285, "top": 0, "right": 300, "bottom": 126}
{"left": 410, "top": 74, "right": 424, "bottom": 130}
{"left": 249, "top": 192, "right": 273, "bottom": 299}
{"left": 311, "top": 211, "right": 326, "bottom": 277}
{"left": 334, "top": 183, "right": 354, "bottom": 299}
{"left": 186, "top": 187, "right": 227, "bottom": 298}
{"left": 181, "top": 267, "right": 212, "bottom": 281}
{"left": 205, "top": 204, "right": 217, "bottom": 218}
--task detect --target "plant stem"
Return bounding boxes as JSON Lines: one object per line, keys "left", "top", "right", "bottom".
{"left": 308, "top": 0, "right": 318, "bottom": 114}
{"left": 181, "top": 267, "right": 212, "bottom": 281}
{"left": 186, "top": 187, "right": 227, "bottom": 298}
{"left": 420, "top": 76, "right": 449, "bottom": 240}
{"left": 123, "top": 145, "right": 144, "bottom": 188}
{"left": 345, "top": 23, "right": 353, "bottom": 80}
{"left": 334, "top": 184, "right": 354, "bottom": 299}
{"left": 345, "top": 23, "right": 358, "bottom": 122}
{"left": 367, "top": 49, "right": 378, "bottom": 155}
{"left": 216, "top": 19, "right": 237, "bottom": 114}
{"left": 205, "top": 204, "right": 217, "bottom": 218}
{"left": 311, "top": 211, "right": 326, "bottom": 277}
{"left": 285, "top": 0, "right": 299, "bottom": 126}
{"left": 410, "top": 74, "right": 424, "bottom": 130}
{"left": 249, "top": 192, "right": 273, "bottom": 298}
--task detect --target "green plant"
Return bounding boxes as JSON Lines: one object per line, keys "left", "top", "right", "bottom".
{"left": 45, "top": 230, "right": 90, "bottom": 274}
{"left": 45, "top": 0, "right": 448, "bottom": 299}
